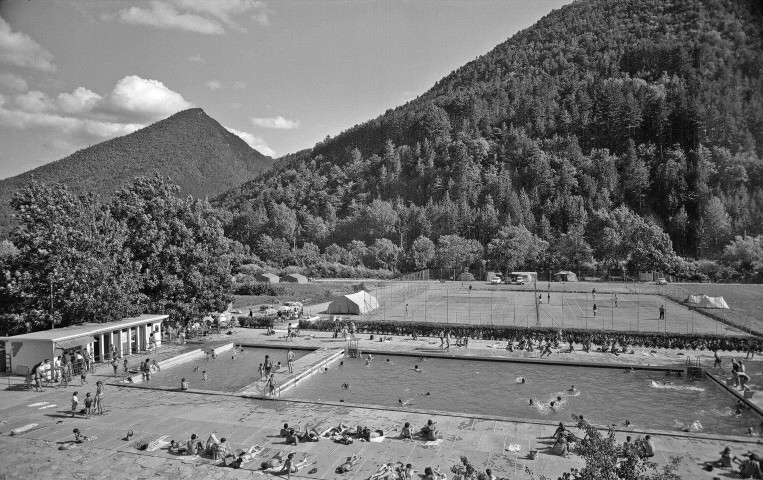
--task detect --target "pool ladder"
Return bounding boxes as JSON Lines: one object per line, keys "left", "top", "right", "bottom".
{"left": 346, "top": 340, "right": 360, "bottom": 358}
{"left": 685, "top": 357, "right": 703, "bottom": 380}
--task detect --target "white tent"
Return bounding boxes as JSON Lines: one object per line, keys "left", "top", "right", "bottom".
{"left": 327, "top": 291, "right": 379, "bottom": 315}
{"left": 686, "top": 294, "right": 730, "bottom": 309}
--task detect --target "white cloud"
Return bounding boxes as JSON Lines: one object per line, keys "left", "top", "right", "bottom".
{"left": 0, "top": 16, "right": 56, "bottom": 71}
{"left": 175, "top": 0, "right": 268, "bottom": 30}
{"left": 251, "top": 115, "right": 299, "bottom": 130}
{"left": 232, "top": 80, "right": 247, "bottom": 90}
{"left": 104, "top": 0, "right": 268, "bottom": 34}
{"left": 0, "top": 73, "right": 28, "bottom": 92}
{"left": 0, "top": 75, "right": 194, "bottom": 161}
{"left": 188, "top": 55, "right": 204, "bottom": 63}
{"left": 114, "top": 1, "right": 225, "bottom": 35}
{"left": 102, "top": 75, "right": 194, "bottom": 121}
{"left": 205, "top": 80, "right": 223, "bottom": 91}
{"left": 226, "top": 126, "right": 275, "bottom": 157}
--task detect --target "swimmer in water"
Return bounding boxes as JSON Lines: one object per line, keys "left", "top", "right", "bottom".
{"left": 339, "top": 361, "right": 344, "bottom": 366}
{"left": 529, "top": 399, "right": 534, "bottom": 406}
{"left": 556, "top": 396, "right": 562, "bottom": 403}
{"left": 386, "top": 359, "right": 391, "bottom": 363}
{"left": 399, "top": 398, "right": 413, "bottom": 406}
{"left": 413, "top": 365, "right": 421, "bottom": 372}
{"left": 625, "top": 420, "right": 631, "bottom": 426}
{"left": 550, "top": 401, "right": 556, "bottom": 409}
{"left": 342, "top": 383, "right": 349, "bottom": 389}
{"left": 417, "top": 357, "right": 424, "bottom": 362}
{"left": 365, "top": 359, "right": 371, "bottom": 366}
{"left": 568, "top": 385, "right": 576, "bottom": 392}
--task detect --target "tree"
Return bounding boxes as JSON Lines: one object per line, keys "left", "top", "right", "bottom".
{"left": 3, "top": 182, "right": 145, "bottom": 328}
{"left": 487, "top": 225, "right": 548, "bottom": 273}
{"left": 698, "top": 196, "right": 731, "bottom": 256}
{"left": 112, "top": 175, "right": 233, "bottom": 322}
{"left": 368, "top": 238, "right": 401, "bottom": 271}
{"left": 411, "top": 236, "right": 436, "bottom": 270}
{"left": 435, "top": 234, "right": 483, "bottom": 271}
{"left": 0, "top": 239, "right": 19, "bottom": 259}
{"left": 269, "top": 202, "right": 299, "bottom": 244}
{"left": 550, "top": 225, "right": 594, "bottom": 270}
{"left": 720, "top": 235, "right": 763, "bottom": 280}
{"left": 256, "top": 234, "right": 291, "bottom": 266}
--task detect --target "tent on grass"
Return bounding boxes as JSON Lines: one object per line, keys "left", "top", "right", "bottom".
{"left": 281, "top": 273, "right": 308, "bottom": 283}
{"left": 685, "top": 294, "right": 730, "bottom": 309}
{"left": 255, "top": 273, "right": 279, "bottom": 283}
{"left": 457, "top": 272, "right": 476, "bottom": 281}
{"left": 554, "top": 271, "right": 578, "bottom": 282}
{"left": 327, "top": 291, "right": 379, "bottom": 315}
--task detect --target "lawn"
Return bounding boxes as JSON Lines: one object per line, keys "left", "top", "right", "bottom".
{"left": 232, "top": 281, "right": 357, "bottom": 310}
{"left": 662, "top": 283, "right": 763, "bottom": 334}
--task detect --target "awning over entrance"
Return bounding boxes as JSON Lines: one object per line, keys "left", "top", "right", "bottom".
{"left": 53, "top": 336, "right": 96, "bottom": 352}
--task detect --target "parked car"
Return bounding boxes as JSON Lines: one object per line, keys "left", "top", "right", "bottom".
{"left": 489, "top": 277, "right": 502, "bottom": 284}
{"left": 655, "top": 278, "right": 668, "bottom": 285}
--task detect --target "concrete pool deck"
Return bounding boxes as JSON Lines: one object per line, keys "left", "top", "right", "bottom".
{"left": 1, "top": 327, "right": 762, "bottom": 479}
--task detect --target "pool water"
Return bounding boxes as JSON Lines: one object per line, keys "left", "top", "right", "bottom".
{"left": 136, "top": 347, "right": 309, "bottom": 392}
{"left": 282, "top": 353, "right": 760, "bottom": 436}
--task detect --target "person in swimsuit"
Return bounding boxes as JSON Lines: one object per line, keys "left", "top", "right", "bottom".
{"left": 336, "top": 454, "right": 361, "bottom": 473}
{"left": 400, "top": 422, "right": 413, "bottom": 439}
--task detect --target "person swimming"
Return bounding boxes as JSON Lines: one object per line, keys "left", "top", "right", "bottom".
{"left": 529, "top": 399, "right": 534, "bottom": 406}
{"left": 386, "top": 359, "right": 391, "bottom": 363}
{"left": 550, "top": 401, "right": 557, "bottom": 409}
{"left": 568, "top": 385, "right": 576, "bottom": 392}
{"left": 413, "top": 365, "right": 421, "bottom": 372}
{"left": 365, "top": 359, "right": 371, "bottom": 366}
{"left": 399, "top": 398, "right": 413, "bottom": 406}
{"left": 342, "top": 383, "right": 349, "bottom": 389}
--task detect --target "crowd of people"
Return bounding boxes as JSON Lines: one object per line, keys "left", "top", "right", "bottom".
{"left": 306, "top": 319, "right": 758, "bottom": 353}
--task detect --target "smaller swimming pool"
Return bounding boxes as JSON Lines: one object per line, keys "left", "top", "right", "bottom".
{"left": 135, "top": 346, "right": 309, "bottom": 392}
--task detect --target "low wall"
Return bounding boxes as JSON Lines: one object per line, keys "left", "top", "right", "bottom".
{"left": 277, "top": 348, "right": 345, "bottom": 395}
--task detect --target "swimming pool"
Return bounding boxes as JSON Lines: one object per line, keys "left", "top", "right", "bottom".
{"left": 282, "top": 353, "right": 759, "bottom": 436}
{"left": 135, "top": 346, "right": 309, "bottom": 392}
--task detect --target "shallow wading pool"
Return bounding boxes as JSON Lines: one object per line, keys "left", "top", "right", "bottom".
{"left": 281, "top": 353, "right": 760, "bottom": 436}
{"left": 134, "top": 346, "right": 309, "bottom": 392}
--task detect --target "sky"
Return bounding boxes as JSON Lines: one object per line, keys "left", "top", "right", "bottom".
{"left": 0, "top": 0, "right": 571, "bottom": 180}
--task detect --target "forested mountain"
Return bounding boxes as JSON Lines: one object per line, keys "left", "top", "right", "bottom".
{"left": 216, "top": 0, "right": 763, "bottom": 277}
{"left": 0, "top": 108, "right": 274, "bottom": 236}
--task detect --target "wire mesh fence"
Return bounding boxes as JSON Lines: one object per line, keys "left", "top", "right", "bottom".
{"left": 356, "top": 276, "right": 750, "bottom": 336}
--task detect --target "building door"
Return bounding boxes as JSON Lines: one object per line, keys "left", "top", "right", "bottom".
{"left": 121, "top": 329, "right": 129, "bottom": 356}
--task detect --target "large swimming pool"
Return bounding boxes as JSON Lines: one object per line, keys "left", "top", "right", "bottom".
{"left": 282, "top": 353, "right": 759, "bottom": 436}
{"left": 135, "top": 346, "right": 309, "bottom": 392}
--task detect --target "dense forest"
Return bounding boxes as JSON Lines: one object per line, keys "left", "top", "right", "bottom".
{"left": 216, "top": 0, "right": 763, "bottom": 279}
{"left": 0, "top": 109, "right": 274, "bottom": 236}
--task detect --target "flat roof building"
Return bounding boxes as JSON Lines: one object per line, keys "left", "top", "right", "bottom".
{"left": 0, "top": 314, "right": 167, "bottom": 375}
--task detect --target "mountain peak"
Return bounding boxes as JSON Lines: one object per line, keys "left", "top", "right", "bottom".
{"left": 0, "top": 109, "right": 275, "bottom": 236}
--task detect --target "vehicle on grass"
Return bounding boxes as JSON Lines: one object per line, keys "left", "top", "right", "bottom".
{"left": 656, "top": 278, "right": 668, "bottom": 285}
{"left": 489, "top": 277, "right": 502, "bottom": 284}
{"left": 506, "top": 275, "right": 525, "bottom": 285}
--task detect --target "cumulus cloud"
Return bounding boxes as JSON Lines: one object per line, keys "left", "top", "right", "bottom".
{"left": 112, "top": 1, "right": 225, "bottom": 35}
{"left": 0, "top": 73, "right": 28, "bottom": 92}
{"left": 251, "top": 115, "right": 299, "bottom": 130}
{"left": 226, "top": 126, "right": 275, "bottom": 157}
{"left": 0, "top": 75, "right": 194, "bottom": 160}
{"left": 205, "top": 80, "right": 223, "bottom": 91}
{"left": 0, "top": 16, "right": 56, "bottom": 71}
{"left": 106, "top": 0, "right": 269, "bottom": 34}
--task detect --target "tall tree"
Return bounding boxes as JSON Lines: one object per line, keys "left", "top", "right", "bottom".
{"left": 112, "top": 176, "right": 233, "bottom": 322}
{"left": 3, "top": 182, "right": 144, "bottom": 329}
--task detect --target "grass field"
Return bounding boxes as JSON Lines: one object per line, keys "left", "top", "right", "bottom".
{"left": 233, "top": 282, "right": 357, "bottom": 310}
{"left": 358, "top": 280, "right": 748, "bottom": 336}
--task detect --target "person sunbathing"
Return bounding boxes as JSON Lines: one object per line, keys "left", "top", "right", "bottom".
{"left": 548, "top": 436, "right": 569, "bottom": 457}
{"left": 336, "top": 454, "right": 361, "bottom": 473}
{"left": 400, "top": 422, "right": 413, "bottom": 439}
{"left": 278, "top": 453, "right": 311, "bottom": 480}
{"left": 226, "top": 445, "right": 263, "bottom": 468}
{"left": 422, "top": 466, "right": 446, "bottom": 480}
{"left": 370, "top": 462, "right": 404, "bottom": 480}
{"left": 261, "top": 451, "right": 287, "bottom": 470}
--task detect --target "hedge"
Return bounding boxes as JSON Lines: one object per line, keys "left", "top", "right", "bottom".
{"left": 299, "top": 319, "right": 758, "bottom": 352}
{"left": 236, "top": 315, "right": 276, "bottom": 329}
